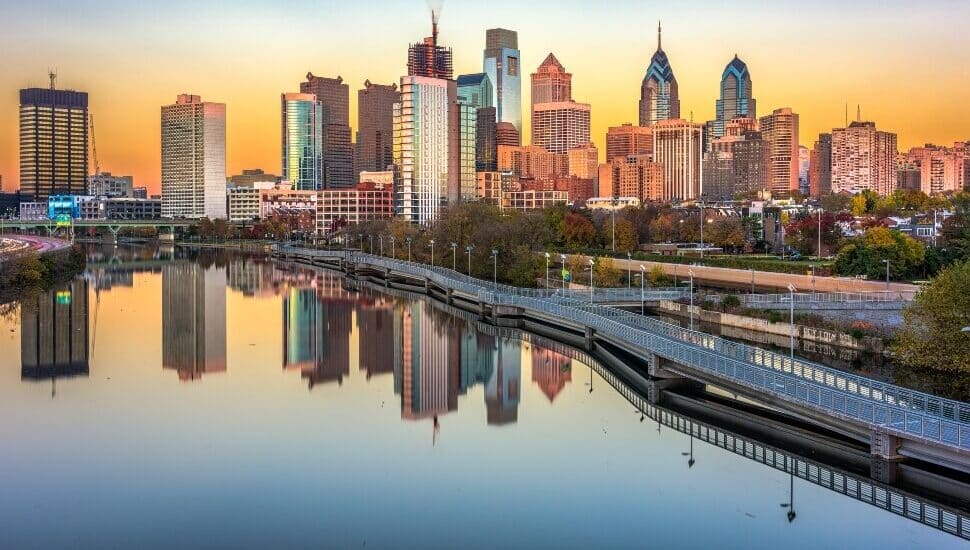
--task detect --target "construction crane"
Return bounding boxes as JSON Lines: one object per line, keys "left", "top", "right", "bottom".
{"left": 89, "top": 114, "right": 101, "bottom": 178}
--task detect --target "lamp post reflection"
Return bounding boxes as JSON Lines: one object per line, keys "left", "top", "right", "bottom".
{"left": 781, "top": 457, "right": 797, "bottom": 523}
{"left": 681, "top": 431, "right": 695, "bottom": 468}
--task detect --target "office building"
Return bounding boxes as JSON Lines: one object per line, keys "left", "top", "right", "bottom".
{"left": 301, "top": 74, "right": 354, "bottom": 188}
{"left": 640, "top": 23, "right": 680, "bottom": 127}
{"left": 229, "top": 168, "right": 278, "bottom": 188}
{"left": 19, "top": 85, "right": 89, "bottom": 200}
{"left": 607, "top": 124, "right": 653, "bottom": 161}
{"left": 227, "top": 186, "right": 262, "bottom": 222}
{"left": 456, "top": 73, "right": 493, "bottom": 109}
{"left": 502, "top": 190, "right": 568, "bottom": 211}
{"left": 832, "top": 121, "right": 898, "bottom": 196}
{"left": 702, "top": 129, "right": 767, "bottom": 200}
{"left": 758, "top": 107, "right": 800, "bottom": 196}
{"left": 531, "top": 53, "right": 572, "bottom": 105}
{"left": 706, "top": 55, "right": 756, "bottom": 146}
{"left": 394, "top": 76, "right": 451, "bottom": 225}
{"left": 567, "top": 143, "right": 599, "bottom": 181}
{"left": 87, "top": 172, "right": 133, "bottom": 197}
{"left": 498, "top": 145, "right": 567, "bottom": 181}
{"left": 652, "top": 119, "right": 703, "bottom": 201}
{"left": 161, "top": 94, "right": 226, "bottom": 219}
{"left": 475, "top": 106, "right": 498, "bottom": 172}
{"left": 449, "top": 98, "right": 477, "bottom": 202}
{"left": 281, "top": 92, "right": 324, "bottom": 190}
{"left": 496, "top": 122, "right": 521, "bottom": 147}
{"left": 598, "top": 154, "right": 664, "bottom": 203}
{"left": 356, "top": 81, "right": 400, "bottom": 175}
{"left": 809, "top": 133, "right": 832, "bottom": 197}
{"left": 532, "top": 103, "right": 591, "bottom": 154}
{"left": 483, "top": 28, "right": 522, "bottom": 134}
{"left": 316, "top": 181, "right": 394, "bottom": 235}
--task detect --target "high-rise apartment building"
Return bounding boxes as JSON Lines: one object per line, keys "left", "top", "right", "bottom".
{"left": 906, "top": 143, "right": 969, "bottom": 195}
{"left": 758, "top": 108, "right": 800, "bottom": 196}
{"left": 281, "top": 92, "right": 323, "bottom": 190}
{"left": 606, "top": 124, "right": 653, "bottom": 161}
{"left": 597, "top": 155, "right": 664, "bottom": 202}
{"left": 394, "top": 76, "right": 451, "bottom": 225}
{"left": 567, "top": 143, "right": 599, "bottom": 181}
{"left": 531, "top": 53, "right": 572, "bottom": 105}
{"left": 497, "top": 145, "right": 567, "bottom": 181}
{"left": 476, "top": 106, "right": 498, "bottom": 172}
{"left": 450, "top": 94, "right": 477, "bottom": 202}
{"left": 483, "top": 28, "right": 522, "bottom": 134}
{"left": 652, "top": 119, "right": 703, "bottom": 201}
{"left": 496, "top": 122, "right": 521, "bottom": 147}
{"left": 161, "top": 94, "right": 226, "bottom": 219}
{"left": 702, "top": 130, "right": 767, "bottom": 200}
{"left": 356, "top": 81, "right": 399, "bottom": 175}
{"left": 19, "top": 86, "right": 89, "bottom": 200}
{"left": 706, "top": 55, "right": 755, "bottom": 146}
{"left": 831, "top": 121, "right": 898, "bottom": 196}
{"left": 301, "top": 73, "right": 354, "bottom": 188}
{"left": 407, "top": 12, "right": 453, "bottom": 79}
{"left": 809, "top": 133, "right": 832, "bottom": 197}
{"left": 639, "top": 23, "right": 680, "bottom": 127}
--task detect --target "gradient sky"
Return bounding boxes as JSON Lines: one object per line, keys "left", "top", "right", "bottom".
{"left": 1, "top": 0, "right": 969, "bottom": 194}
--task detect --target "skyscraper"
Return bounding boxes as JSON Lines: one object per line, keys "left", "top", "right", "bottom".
{"left": 394, "top": 76, "right": 451, "bottom": 225}
{"left": 567, "top": 143, "right": 599, "bottom": 181}
{"left": 606, "top": 124, "right": 653, "bottom": 161}
{"left": 161, "top": 94, "right": 226, "bottom": 219}
{"left": 496, "top": 122, "right": 521, "bottom": 147}
{"left": 456, "top": 73, "right": 493, "bottom": 109}
{"left": 707, "top": 55, "right": 756, "bottom": 146}
{"left": 652, "top": 119, "right": 703, "bottom": 201}
{"left": 832, "top": 121, "right": 898, "bottom": 196}
{"left": 483, "top": 28, "right": 522, "bottom": 134}
{"left": 457, "top": 73, "right": 492, "bottom": 193}
{"left": 597, "top": 154, "right": 664, "bottom": 202}
{"left": 639, "top": 23, "right": 680, "bottom": 127}
{"left": 281, "top": 93, "right": 323, "bottom": 190}
{"left": 356, "top": 81, "right": 400, "bottom": 175}
{"left": 758, "top": 108, "right": 800, "bottom": 196}
{"left": 475, "top": 106, "right": 498, "bottom": 172}
{"left": 19, "top": 82, "right": 89, "bottom": 200}
{"left": 810, "top": 133, "right": 833, "bottom": 197}
{"left": 531, "top": 54, "right": 590, "bottom": 153}
{"left": 407, "top": 11, "right": 453, "bottom": 79}
{"left": 301, "top": 73, "right": 354, "bottom": 188}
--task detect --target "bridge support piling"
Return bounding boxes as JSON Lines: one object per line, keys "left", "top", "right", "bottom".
{"left": 871, "top": 429, "right": 904, "bottom": 462}
{"left": 647, "top": 354, "right": 689, "bottom": 380}
{"left": 446, "top": 288, "right": 454, "bottom": 305}
{"left": 871, "top": 457, "right": 901, "bottom": 484}
{"left": 645, "top": 378, "right": 700, "bottom": 405}
{"left": 584, "top": 327, "right": 595, "bottom": 352}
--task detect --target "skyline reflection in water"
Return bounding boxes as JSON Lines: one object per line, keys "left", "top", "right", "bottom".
{"left": 0, "top": 248, "right": 964, "bottom": 549}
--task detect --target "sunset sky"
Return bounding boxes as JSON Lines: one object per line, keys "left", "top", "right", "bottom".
{"left": 1, "top": 0, "right": 969, "bottom": 194}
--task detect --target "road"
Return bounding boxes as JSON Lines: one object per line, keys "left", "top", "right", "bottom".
{"left": 0, "top": 234, "right": 72, "bottom": 261}
{"left": 572, "top": 254, "right": 920, "bottom": 294}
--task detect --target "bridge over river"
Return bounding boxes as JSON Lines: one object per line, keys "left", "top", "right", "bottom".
{"left": 273, "top": 246, "right": 970, "bottom": 476}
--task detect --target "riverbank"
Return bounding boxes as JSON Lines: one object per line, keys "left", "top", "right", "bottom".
{"left": 0, "top": 244, "right": 86, "bottom": 306}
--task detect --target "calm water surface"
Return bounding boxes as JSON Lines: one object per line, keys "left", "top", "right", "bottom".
{"left": 0, "top": 248, "right": 962, "bottom": 549}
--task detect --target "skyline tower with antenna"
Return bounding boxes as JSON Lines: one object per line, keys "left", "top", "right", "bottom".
{"left": 640, "top": 21, "right": 680, "bottom": 127}
{"left": 407, "top": 8, "right": 453, "bottom": 79}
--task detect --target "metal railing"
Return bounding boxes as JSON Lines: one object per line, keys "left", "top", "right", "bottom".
{"left": 738, "top": 291, "right": 917, "bottom": 306}
{"left": 278, "top": 246, "right": 970, "bottom": 452}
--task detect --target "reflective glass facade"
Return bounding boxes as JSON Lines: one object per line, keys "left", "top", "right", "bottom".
{"left": 483, "top": 29, "right": 522, "bottom": 135}
{"left": 19, "top": 88, "right": 89, "bottom": 201}
{"left": 281, "top": 93, "right": 323, "bottom": 191}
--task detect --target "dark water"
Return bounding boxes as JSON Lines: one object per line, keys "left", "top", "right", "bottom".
{"left": 0, "top": 248, "right": 963, "bottom": 549}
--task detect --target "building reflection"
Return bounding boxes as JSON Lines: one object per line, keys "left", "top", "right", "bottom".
{"left": 394, "top": 301, "right": 462, "bottom": 420}
{"left": 161, "top": 263, "right": 227, "bottom": 381}
{"left": 21, "top": 279, "right": 90, "bottom": 396}
{"left": 485, "top": 338, "right": 522, "bottom": 425}
{"left": 357, "top": 294, "right": 395, "bottom": 379}
{"left": 282, "top": 274, "right": 353, "bottom": 389}
{"left": 530, "top": 344, "right": 573, "bottom": 402}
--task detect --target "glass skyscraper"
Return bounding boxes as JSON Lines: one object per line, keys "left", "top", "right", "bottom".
{"left": 19, "top": 86, "right": 89, "bottom": 201}
{"left": 483, "top": 28, "right": 522, "bottom": 135}
{"left": 707, "top": 55, "right": 756, "bottom": 147}
{"left": 281, "top": 92, "right": 323, "bottom": 191}
{"left": 639, "top": 23, "right": 680, "bottom": 127}
{"left": 394, "top": 76, "right": 450, "bottom": 225}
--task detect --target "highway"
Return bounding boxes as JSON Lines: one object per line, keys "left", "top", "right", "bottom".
{"left": 0, "top": 234, "right": 72, "bottom": 261}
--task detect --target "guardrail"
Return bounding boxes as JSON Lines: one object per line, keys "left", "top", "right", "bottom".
{"left": 737, "top": 291, "right": 917, "bottom": 306}
{"left": 277, "top": 246, "right": 970, "bottom": 452}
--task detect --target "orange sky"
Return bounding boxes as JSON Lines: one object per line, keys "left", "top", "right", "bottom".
{"left": 1, "top": 1, "right": 969, "bottom": 195}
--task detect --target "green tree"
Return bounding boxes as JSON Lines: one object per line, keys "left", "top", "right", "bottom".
{"left": 647, "top": 265, "right": 672, "bottom": 287}
{"left": 560, "top": 212, "right": 598, "bottom": 250}
{"left": 592, "top": 257, "right": 624, "bottom": 287}
{"left": 601, "top": 218, "right": 638, "bottom": 252}
{"left": 893, "top": 260, "right": 970, "bottom": 372}
{"left": 835, "top": 226, "right": 925, "bottom": 280}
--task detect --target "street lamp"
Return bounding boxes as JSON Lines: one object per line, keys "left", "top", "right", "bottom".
{"left": 389, "top": 236, "right": 396, "bottom": 259}
{"left": 627, "top": 252, "right": 632, "bottom": 288}
{"left": 699, "top": 200, "right": 705, "bottom": 258}
{"left": 589, "top": 258, "right": 595, "bottom": 304}
{"left": 358, "top": 233, "right": 364, "bottom": 250}
{"left": 369, "top": 235, "right": 374, "bottom": 254}
{"left": 882, "top": 259, "right": 891, "bottom": 289}
{"left": 787, "top": 283, "right": 797, "bottom": 360}
{"left": 817, "top": 209, "right": 823, "bottom": 260}
{"left": 544, "top": 252, "right": 551, "bottom": 289}
{"left": 491, "top": 249, "right": 499, "bottom": 288}
{"left": 811, "top": 265, "right": 816, "bottom": 295}
{"left": 379, "top": 235, "right": 384, "bottom": 256}
{"left": 688, "top": 269, "right": 695, "bottom": 331}
{"left": 429, "top": 239, "right": 435, "bottom": 266}
{"left": 640, "top": 265, "right": 646, "bottom": 316}
{"left": 560, "top": 254, "right": 567, "bottom": 291}
{"left": 406, "top": 237, "right": 412, "bottom": 262}
{"left": 466, "top": 245, "right": 474, "bottom": 275}
{"left": 450, "top": 242, "right": 457, "bottom": 271}
{"left": 611, "top": 196, "right": 617, "bottom": 251}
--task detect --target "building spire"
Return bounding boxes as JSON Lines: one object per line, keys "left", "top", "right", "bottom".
{"left": 657, "top": 21, "right": 662, "bottom": 51}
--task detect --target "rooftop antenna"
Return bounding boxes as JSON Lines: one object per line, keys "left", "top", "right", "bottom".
{"left": 427, "top": 0, "right": 443, "bottom": 48}
{"left": 844, "top": 103, "right": 848, "bottom": 127}
{"left": 48, "top": 69, "right": 57, "bottom": 90}
{"left": 658, "top": 20, "right": 662, "bottom": 50}
{"left": 856, "top": 104, "right": 861, "bottom": 122}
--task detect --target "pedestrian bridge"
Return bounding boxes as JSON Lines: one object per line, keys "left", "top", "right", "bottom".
{"left": 275, "top": 246, "right": 970, "bottom": 474}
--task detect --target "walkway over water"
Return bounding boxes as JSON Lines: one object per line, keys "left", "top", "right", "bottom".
{"left": 276, "top": 246, "right": 970, "bottom": 473}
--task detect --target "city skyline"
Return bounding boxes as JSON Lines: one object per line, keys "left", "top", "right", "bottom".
{"left": 2, "top": 1, "right": 969, "bottom": 193}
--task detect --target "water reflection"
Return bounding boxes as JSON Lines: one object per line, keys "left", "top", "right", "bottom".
{"left": 20, "top": 278, "right": 90, "bottom": 397}
{"left": 162, "top": 262, "right": 226, "bottom": 381}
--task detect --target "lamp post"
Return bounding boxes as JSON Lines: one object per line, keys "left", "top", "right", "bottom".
{"left": 406, "top": 237, "right": 412, "bottom": 262}
{"left": 750, "top": 268, "right": 755, "bottom": 295}
{"left": 640, "top": 265, "right": 646, "bottom": 316}
{"left": 817, "top": 209, "right": 822, "bottom": 260}
{"left": 688, "top": 269, "right": 695, "bottom": 331}
{"left": 589, "top": 258, "right": 595, "bottom": 304}
{"left": 450, "top": 242, "right": 457, "bottom": 271}
{"left": 466, "top": 245, "right": 473, "bottom": 275}
{"left": 787, "top": 283, "right": 797, "bottom": 360}
{"left": 811, "top": 265, "right": 816, "bottom": 295}
{"left": 611, "top": 197, "right": 617, "bottom": 251}
{"left": 627, "top": 252, "right": 632, "bottom": 288}
{"left": 699, "top": 200, "right": 705, "bottom": 258}
{"left": 560, "top": 254, "right": 567, "bottom": 291}
{"left": 358, "top": 233, "right": 364, "bottom": 250}
{"left": 429, "top": 239, "right": 435, "bottom": 266}
{"left": 491, "top": 249, "right": 499, "bottom": 288}
{"left": 389, "top": 236, "right": 396, "bottom": 259}
{"left": 379, "top": 235, "right": 384, "bottom": 256}
{"left": 544, "top": 252, "right": 551, "bottom": 289}
{"left": 882, "top": 259, "right": 890, "bottom": 289}
{"left": 369, "top": 235, "right": 374, "bottom": 254}
{"left": 681, "top": 432, "right": 695, "bottom": 468}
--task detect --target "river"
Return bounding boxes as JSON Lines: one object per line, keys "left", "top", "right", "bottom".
{"left": 0, "top": 245, "right": 964, "bottom": 549}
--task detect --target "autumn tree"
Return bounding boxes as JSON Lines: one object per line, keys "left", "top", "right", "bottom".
{"left": 706, "top": 217, "right": 746, "bottom": 252}
{"left": 785, "top": 211, "right": 852, "bottom": 256}
{"left": 560, "top": 212, "right": 598, "bottom": 250}
{"left": 834, "top": 226, "right": 925, "bottom": 280}
{"left": 893, "top": 260, "right": 970, "bottom": 372}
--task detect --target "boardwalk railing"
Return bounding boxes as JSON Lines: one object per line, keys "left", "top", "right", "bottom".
{"left": 279, "top": 246, "right": 970, "bottom": 453}
{"left": 738, "top": 291, "right": 917, "bottom": 306}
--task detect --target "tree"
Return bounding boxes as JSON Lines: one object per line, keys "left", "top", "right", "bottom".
{"left": 820, "top": 193, "right": 853, "bottom": 213}
{"left": 592, "top": 257, "right": 624, "bottom": 287}
{"left": 835, "top": 227, "right": 925, "bottom": 280}
{"left": 602, "top": 218, "right": 638, "bottom": 252}
{"left": 785, "top": 211, "right": 852, "bottom": 256}
{"left": 647, "top": 265, "right": 672, "bottom": 287}
{"left": 560, "top": 212, "right": 598, "bottom": 250}
{"left": 893, "top": 260, "right": 970, "bottom": 372}
{"left": 706, "top": 217, "right": 746, "bottom": 252}
{"left": 851, "top": 189, "right": 880, "bottom": 217}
